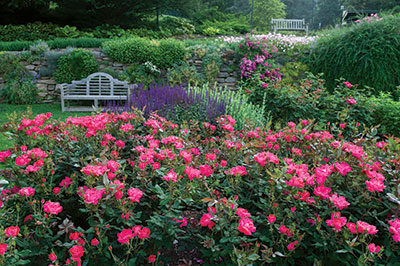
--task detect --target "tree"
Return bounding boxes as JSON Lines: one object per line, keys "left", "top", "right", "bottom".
{"left": 0, "top": 0, "right": 51, "bottom": 24}
{"left": 342, "top": 0, "right": 400, "bottom": 10}
{"left": 251, "top": 0, "right": 286, "bottom": 30}
{"left": 52, "top": 0, "right": 158, "bottom": 27}
{"left": 281, "top": 0, "right": 313, "bottom": 25}
{"left": 315, "top": 0, "right": 342, "bottom": 28}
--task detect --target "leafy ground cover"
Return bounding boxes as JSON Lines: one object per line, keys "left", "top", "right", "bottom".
{"left": 0, "top": 110, "right": 399, "bottom": 265}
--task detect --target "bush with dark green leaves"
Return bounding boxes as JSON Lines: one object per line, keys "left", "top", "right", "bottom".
{"left": 258, "top": 73, "right": 400, "bottom": 137}
{"left": 1, "top": 63, "right": 38, "bottom": 104}
{"left": 53, "top": 49, "right": 98, "bottom": 84}
{"left": 102, "top": 37, "right": 185, "bottom": 69}
{"left": 307, "top": 14, "right": 400, "bottom": 96}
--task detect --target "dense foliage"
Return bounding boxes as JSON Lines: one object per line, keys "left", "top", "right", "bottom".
{"left": 307, "top": 14, "right": 400, "bottom": 96}
{"left": 53, "top": 49, "right": 98, "bottom": 84}
{"left": 102, "top": 38, "right": 185, "bottom": 69}
{"left": 0, "top": 109, "right": 400, "bottom": 265}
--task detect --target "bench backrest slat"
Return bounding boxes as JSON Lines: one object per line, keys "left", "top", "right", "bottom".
{"left": 271, "top": 18, "right": 308, "bottom": 34}
{"left": 63, "top": 72, "right": 130, "bottom": 97}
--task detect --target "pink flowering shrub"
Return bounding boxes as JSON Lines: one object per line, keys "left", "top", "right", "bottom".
{"left": 0, "top": 110, "right": 399, "bottom": 264}
{"left": 237, "top": 33, "right": 282, "bottom": 107}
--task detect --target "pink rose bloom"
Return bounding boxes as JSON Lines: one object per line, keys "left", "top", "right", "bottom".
{"left": 185, "top": 166, "right": 201, "bottom": 181}
{"left": 287, "top": 240, "right": 298, "bottom": 251}
{"left": 229, "top": 166, "right": 247, "bottom": 176}
{"left": 236, "top": 208, "right": 251, "bottom": 218}
{"left": 117, "top": 229, "right": 133, "bottom": 245}
{"left": 365, "top": 178, "right": 385, "bottom": 192}
{"left": 84, "top": 188, "right": 104, "bottom": 205}
{"left": 326, "top": 212, "right": 347, "bottom": 232}
{"left": 49, "top": 252, "right": 57, "bottom": 262}
{"left": 138, "top": 227, "right": 151, "bottom": 239}
{"left": 344, "top": 81, "right": 353, "bottom": 88}
{"left": 368, "top": 243, "right": 381, "bottom": 253}
{"left": 91, "top": 238, "right": 99, "bottom": 246}
{"left": 127, "top": 188, "right": 143, "bottom": 203}
{"left": 199, "top": 164, "right": 213, "bottom": 177}
{"left": 15, "top": 155, "right": 30, "bottom": 166}
{"left": 115, "top": 140, "right": 125, "bottom": 148}
{"left": 356, "top": 221, "right": 378, "bottom": 234}
{"left": 346, "top": 223, "right": 357, "bottom": 234}
{"left": 329, "top": 194, "right": 350, "bottom": 210}
{"left": 334, "top": 161, "right": 351, "bottom": 176}
{"left": 4, "top": 226, "right": 20, "bottom": 238}
{"left": 376, "top": 141, "right": 387, "bottom": 149}
{"left": 238, "top": 218, "right": 256, "bottom": 236}
{"left": 43, "top": 201, "right": 63, "bottom": 215}
{"left": 69, "top": 245, "right": 84, "bottom": 261}
{"left": 279, "top": 225, "right": 293, "bottom": 237}
{"left": 106, "top": 160, "right": 120, "bottom": 172}
{"left": 148, "top": 255, "right": 156, "bottom": 263}
{"left": 254, "top": 152, "right": 268, "bottom": 166}
{"left": 19, "top": 187, "right": 35, "bottom": 197}
{"left": 205, "top": 153, "right": 217, "bottom": 161}
{"left": 0, "top": 243, "right": 7, "bottom": 255}
{"left": 200, "top": 213, "right": 215, "bottom": 229}
{"left": 0, "top": 150, "right": 11, "bottom": 162}
{"left": 163, "top": 169, "right": 178, "bottom": 182}
{"left": 314, "top": 185, "right": 331, "bottom": 199}
{"left": 267, "top": 214, "right": 276, "bottom": 223}
{"left": 345, "top": 98, "right": 357, "bottom": 105}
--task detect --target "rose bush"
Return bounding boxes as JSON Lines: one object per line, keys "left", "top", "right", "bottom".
{"left": 0, "top": 109, "right": 399, "bottom": 265}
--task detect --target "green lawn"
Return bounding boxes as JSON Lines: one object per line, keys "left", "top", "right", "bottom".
{"left": 0, "top": 104, "right": 91, "bottom": 150}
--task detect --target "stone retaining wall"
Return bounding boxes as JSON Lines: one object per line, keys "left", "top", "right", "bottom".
{"left": 0, "top": 48, "right": 239, "bottom": 103}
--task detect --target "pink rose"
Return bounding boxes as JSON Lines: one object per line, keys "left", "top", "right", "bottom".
{"left": 43, "top": 201, "right": 63, "bottom": 215}
{"left": 127, "top": 188, "right": 143, "bottom": 203}
{"left": 238, "top": 218, "right": 256, "bottom": 236}
{"left": 4, "top": 226, "right": 19, "bottom": 238}
{"left": 0, "top": 243, "right": 7, "bottom": 255}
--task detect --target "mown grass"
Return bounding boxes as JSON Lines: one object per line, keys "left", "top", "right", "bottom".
{"left": 0, "top": 104, "right": 91, "bottom": 150}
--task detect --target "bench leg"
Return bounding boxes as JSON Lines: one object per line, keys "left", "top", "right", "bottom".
{"left": 94, "top": 99, "right": 99, "bottom": 110}
{"left": 61, "top": 97, "right": 65, "bottom": 112}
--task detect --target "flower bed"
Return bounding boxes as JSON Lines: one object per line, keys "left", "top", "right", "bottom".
{"left": 0, "top": 111, "right": 399, "bottom": 265}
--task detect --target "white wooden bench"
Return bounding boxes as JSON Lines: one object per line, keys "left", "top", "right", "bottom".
{"left": 60, "top": 72, "right": 131, "bottom": 112}
{"left": 271, "top": 19, "right": 309, "bottom": 35}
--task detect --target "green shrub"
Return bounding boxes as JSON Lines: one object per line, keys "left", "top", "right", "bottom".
{"left": 123, "top": 62, "right": 161, "bottom": 86}
{"left": 0, "top": 53, "right": 19, "bottom": 76}
{"left": 1, "top": 63, "right": 38, "bottom": 104}
{"left": 0, "top": 22, "right": 59, "bottom": 41}
{"left": 53, "top": 49, "right": 98, "bottom": 83}
{"left": 102, "top": 67, "right": 119, "bottom": 78}
{"left": 39, "top": 50, "right": 71, "bottom": 77}
{"left": 102, "top": 37, "right": 154, "bottom": 64}
{"left": 153, "top": 39, "right": 185, "bottom": 69}
{"left": 307, "top": 14, "right": 400, "bottom": 95}
{"left": 368, "top": 93, "right": 400, "bottom": 136}
{"left": 0, "top": 38, "right": 107, "bottom": 52}
{"left": 280, "top": 61, "right": 309, "bottom": 85}
{"left": 29, "top": 41, "right": 49, "bottom": 56}
{"left": 47, "top": 38, "right": 108, "bottom": 49}
{"left": 198, "top": 18, "right": 250, "bottom": 35}
{"left": 103, "top": 38, "right": 185, "bottom": 69}
{"left": 167, "top": 63, "right": 203, "bottom": 85}
{"left": 158, "top": 15, "right": 195, "bottom": 35}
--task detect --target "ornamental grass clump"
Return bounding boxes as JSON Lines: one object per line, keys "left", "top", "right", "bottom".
{"left": 307, "top": 13, "right": 400, "bottom": 95}
{"left": 1, "top": 110, "right": 400, "bottom": 265}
